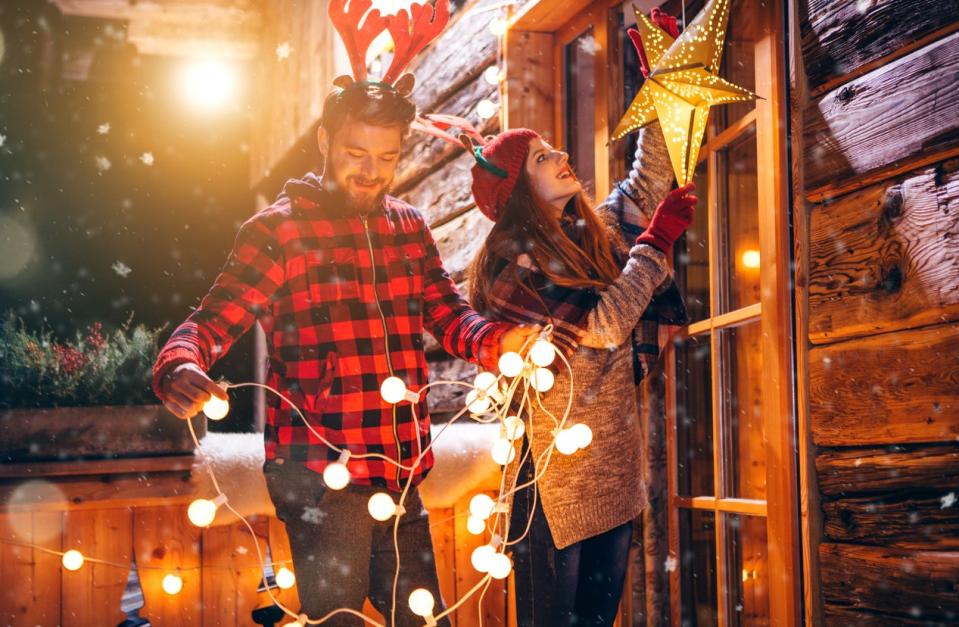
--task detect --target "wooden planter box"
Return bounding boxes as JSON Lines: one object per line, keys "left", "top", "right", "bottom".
{"left": 0, "top": 405, "right": 205, "bottom": 462}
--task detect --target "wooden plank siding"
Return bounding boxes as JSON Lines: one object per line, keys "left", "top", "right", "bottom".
{"left": 799, "top": 0, "right": 959, "bottom": 622}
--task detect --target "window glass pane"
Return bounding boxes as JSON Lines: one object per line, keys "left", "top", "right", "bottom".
{"left": 725, "top": 513, "right": 770, "bottom": 626}
{"left": 717, "top": 123, "right": 759, "bottom": 313}
{"left": 676, "top": 334, "right": 714, "bottom": 497}
{"left": 675, "top": 159, "right": 711, "bottom": 323}
{"left": 680, "top": 509, "right": 718, "bottom": 627}
{"left": 719, "top": 321, "right": 766, "bottom": 499}
{"left": 564, "top": 28, "right": 596, "bottom": 193}
{"left": 715, "top": 0, "right": 758, "bottom": 132}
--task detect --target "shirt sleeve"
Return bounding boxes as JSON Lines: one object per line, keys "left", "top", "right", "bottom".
{"left": 578, "top": 244, "right": 671, "bottom": 349}
{"left": 606, "top": 120, "right": 674, "bottom": 237}
{"left": 419, "top": 219, "right": 507, "bottom": 367}
{"left": 152, "top": 215, "right": 285, "bottom": 398}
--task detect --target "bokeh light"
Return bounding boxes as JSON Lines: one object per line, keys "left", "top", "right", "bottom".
{"left": 180, "top": 59, "right": 237, "bottom": 112}
{"left": 0, "top": 214, "right": 37, "bottom": 280}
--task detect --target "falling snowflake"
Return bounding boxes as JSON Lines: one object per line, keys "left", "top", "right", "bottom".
{"left": 0, "top": 134, "right": 6, "bottom": 147}
{"left": 941, "top": 492, "right": 956, "bottom": 509}
{"left": 140, "top": 152, "right": 155, "bottom": 166}
{"left": 301, "top": 506, "right": 324, "bottom": 524}
{"left": 577, "top": 34, "right": 599, "bottom": 55}
{"left": 235, "top": 545, "right": 249, "bottom": 555}
{"left": 276, "top": 42, "right": 292, "bottom": 60}
{"left": 664, "top": 555, "right": 678, "bottom": 572}
{"left": 95, "top": 155, "right": 112, "bottom": 172}
{"left": 112, "top": 261, "right": 132, "bottom": 277}
{"left": 97, "top": 122, "right": 111, "bottom": 135}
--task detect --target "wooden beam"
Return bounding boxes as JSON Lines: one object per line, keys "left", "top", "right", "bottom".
{"left": 822, "top": 491, "right": 959, "bottom": 550}
{"left": 816, "top": 444, "right": 959, "bottom": 498}
{"left": 808, "top": 322, "right": 959, "bottom": 447}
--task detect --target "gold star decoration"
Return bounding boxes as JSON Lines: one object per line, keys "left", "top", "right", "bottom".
{"left": 612, "top": 0, "right": 758, "bottom": 185}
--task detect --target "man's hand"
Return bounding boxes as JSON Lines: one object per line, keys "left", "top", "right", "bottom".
{"left": 160, "top": 363, "right": 228, "bottom": 420}
{"left": 499, "top": 323, "right": 542, "bottom": 357}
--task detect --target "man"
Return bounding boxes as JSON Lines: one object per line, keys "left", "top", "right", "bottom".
{"left": 152, "top": 78, "right": 535, "bottom": 624}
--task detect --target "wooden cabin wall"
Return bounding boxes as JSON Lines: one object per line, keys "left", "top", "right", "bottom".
{"left": 796, "top": 1, "right": 959, "bottom": 623}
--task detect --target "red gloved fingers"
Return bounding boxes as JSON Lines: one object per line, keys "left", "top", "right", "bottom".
{"left": 628, "top": 28, "right": 652, "bottom": 78}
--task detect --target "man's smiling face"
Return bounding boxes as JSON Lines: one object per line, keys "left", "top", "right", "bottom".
{"left": 318, "top": 117, "right": 403, "bottom": 212}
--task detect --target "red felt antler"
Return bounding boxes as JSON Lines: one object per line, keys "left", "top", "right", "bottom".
{"left": 410, "top": 113, "right": 486, "bottom": 147}
{"left": 382, "top": 0, "right": 451, "bottom": 85}
{"left": 328, "top": 0, "right": 389, "bottom": 82}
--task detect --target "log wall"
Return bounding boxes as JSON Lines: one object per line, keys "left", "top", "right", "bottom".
{"left": 799, "top": 1, "right": 959, "bottom": 622}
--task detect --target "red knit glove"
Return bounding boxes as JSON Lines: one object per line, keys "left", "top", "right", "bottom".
{"left": 629, "top": 9, "right": 682, "bottom": 79}
{"left": 636, "top": 183, "right": 697, "bottom": 254}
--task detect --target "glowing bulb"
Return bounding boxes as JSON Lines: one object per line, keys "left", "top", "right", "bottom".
{"left": 488, "top": 552, "right": 513, "bottom": 580}
{"left": 741, "top": 249, "right": 760, "bottom": 269}
{"left": 530, "top": 367, "right": 555, "bottom": 392}
{"left": 203, "top": 395, "right": 230, "bottom": 420}
{"left": 488, "top": 16, "right": 508, "bottom": 36}
{"left": 570, "top": 423, "right": 593, "bottom": 449}
{"left": 323, "top": 462, "right": 350, "bottom": 490}
{"left": 471, "top": 544, "right": 496, "bottom": 573}
{"left": 409, "top": 588, "right": 436, "bottom": 617}
{"left": 474, "top": 371, "right": 498, "bottom": 394}
{"left": 162, "top": 573, "right": 183, "bottom": 595}
{"left": 275, "top": 566, "right": 296, "bottom": 590}
{"left": 465, "top": 389, "right": 492, "bottom": 414}
{"left": 555, "top": 429, "right": 579, "bottom": 455}
{"left": 490, "top": 438, "right": 516, "bottom": 465}
{"left": 503, "top": 416, "right": 525, "bottom": 441}
{"left": 469, "top": 494, "right": 495, "bottom": 519}
{"left": 187, "top": 494, "right": 227, "bottom": 527}
{"left": 483, "top": 65, "right": 502, "bottom": 85}
{"left": 477, "top": 99, "right": 498, "bottom": 120}
{"left": 283, "top": 615, "right": 309, "bottom": 627}
{"left": 467, "top": 515, "right": 486, "bottom": 535}
{"left": 529, "top": 340, "right": 556, "bottom": 367}
{"left": 368, "top": 492, "right": 397, "bottom": 521}
{"left": 498, "top": 352, "right": 524, "bottom": 378}
{"left": 380, "top": 376, "right": 408, "bottom": 404}
{"left": 180, "top": 59, "right": 237, "bottom": 112}
{"left": 62, "top": 549, "right": 84, "bottom": 571}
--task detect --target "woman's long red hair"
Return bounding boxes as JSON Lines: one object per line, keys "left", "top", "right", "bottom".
{"left": 469, "top": 168, "right": 621, "bottom": 314}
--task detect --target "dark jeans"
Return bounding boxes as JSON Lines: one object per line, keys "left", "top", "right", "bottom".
{"left": 263, "top": 459, "right": 451, "bottom": 627}
{"left": 510, "top": 458, "right": 633, "bottom": 627}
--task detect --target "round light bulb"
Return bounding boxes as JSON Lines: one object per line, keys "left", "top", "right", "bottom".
{"left": 188, "top": 498, "right": 218, "bottom": 527}
{"left": 322, "top": 462, "right": 350, "bottom": 490}
{"left": 275, "top": 566, "right": 296, "bottom": 590}
{"left": 408, "top": 587, "right": 436, "bottom": 617}
{"left": 491, "top": 438, "right": 516, "bottom": 465}
{"left": 483, "top": 65, "right": 502, "bottom": 85}
{"left": 741, "top": 249, "right": 760, "bottom": 269}
{"left": 474, "top": 371, "right": 498, "bottom": 394}
{"left": 529, "top": 340, "right": 556, "bottom": 367}
{"left": 162, "top": 573, "right": 183, "bottom": 595}
{"left": 498, "top": 352, "right": 524, "bottom": 378}
{"left": 62, "top": 549, "right": 84, "bottom": 571}
{"left": 368, "top": 492, "right": 397, "bottom": 521}
{"left": 503, "top": 415, "right": 525, "bottom": 441}
{"left": 488, "top": 552, "right": 513, "bottom": 580}
{"left": 570, "top": 423, "right": 593, "bottom": 449}
{"left": 555, "top": 429, "right": 579, "bottom": 455}
{"left": 465, "top": 389, "right": 492, "bottom": 414}
{"left": 202, "top": 395, "right": 230, "bottom": 421}
{"left": 488, "top": 16, "right": 508, "bottom": 36}
{"left": 466, "top": 515, "right": 486, "bottom": 535}
{"left": 380, "top": 376, "right": 408, "bottom": 404}
{"left": 469, "top": 493, "right": 495, "bottom": 520}
{"left": 471, "top": 544, "right": 496, "bottom": 573}
{"left": 476, "top": 99, "right": 498, "bottom": 120}
{"left": 530, "top": 367, "right": 555, "bottom": 392}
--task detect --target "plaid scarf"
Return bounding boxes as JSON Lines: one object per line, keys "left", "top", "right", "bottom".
{"left": 482, "top": 192, "right": 688, "bottom": 383}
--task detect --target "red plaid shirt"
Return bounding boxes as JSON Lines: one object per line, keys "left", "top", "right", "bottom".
{"left": 153, "top": 176, "right": 506, "bottom": 492}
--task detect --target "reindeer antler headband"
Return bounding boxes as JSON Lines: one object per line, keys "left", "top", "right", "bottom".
{"left": 327, "top": 0, "right": 451, "bottom": 97}
{"left": 410, "top": 113, "right": 508, "bottom": 178}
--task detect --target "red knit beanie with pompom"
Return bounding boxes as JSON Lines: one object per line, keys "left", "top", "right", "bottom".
{"left": 470, "top": 128, "right": 540, "bottom": 222}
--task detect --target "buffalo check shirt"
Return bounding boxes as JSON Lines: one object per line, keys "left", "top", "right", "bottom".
{"left": 153, "top": 174, "right": 507, "bottom": 492}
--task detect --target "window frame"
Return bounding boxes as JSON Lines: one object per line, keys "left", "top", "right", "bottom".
{"left": 505, "top": 1, "right": 799, "bottom": 624}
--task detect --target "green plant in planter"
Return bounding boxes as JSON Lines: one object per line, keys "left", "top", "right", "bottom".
{"left": 0, "top": 314, "right": 165, "bottom": 409}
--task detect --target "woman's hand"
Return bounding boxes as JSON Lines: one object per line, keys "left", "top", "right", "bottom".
{"left": 635, "top": 183, "right": 697, "bottom": 254}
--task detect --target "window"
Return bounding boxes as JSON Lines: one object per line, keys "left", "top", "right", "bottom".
{"left": 506, "top": 0, "right": 798, "bottom": 623}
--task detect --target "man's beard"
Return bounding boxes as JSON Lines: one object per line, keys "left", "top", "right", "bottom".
{"left": 322, "top": 164, "right": 390, "bottom": 215}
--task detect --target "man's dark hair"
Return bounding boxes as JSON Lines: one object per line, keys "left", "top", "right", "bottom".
{"left": 319, "top": 82, "right": 417, "bottom": 138}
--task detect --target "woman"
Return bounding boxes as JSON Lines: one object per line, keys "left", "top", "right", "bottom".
{"left": 464, "top": 70, "right": 694, "bottom": 627}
